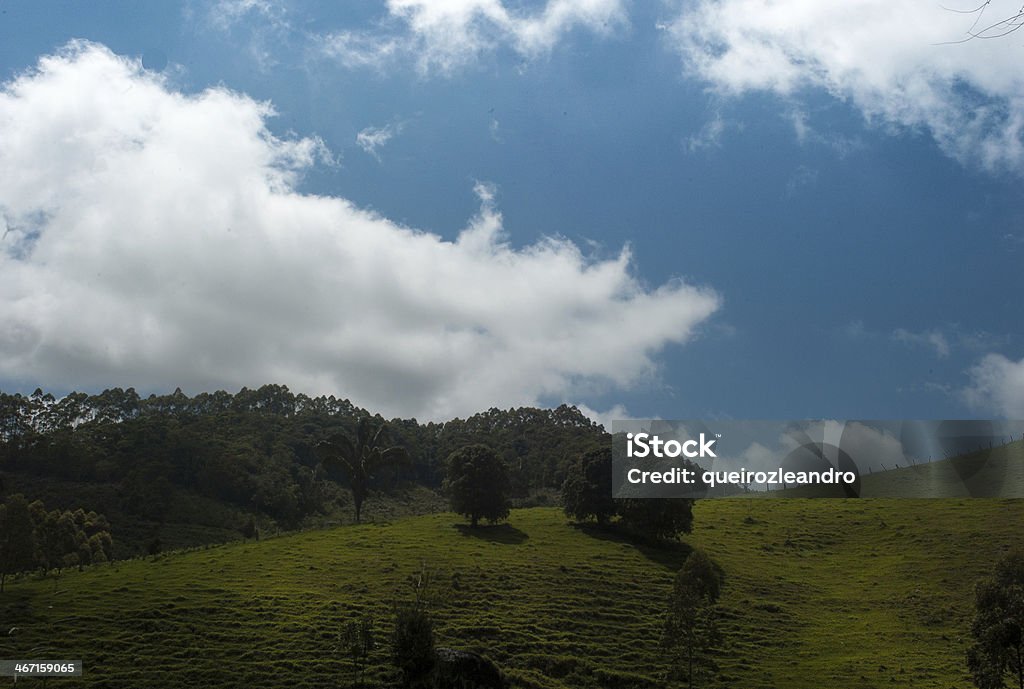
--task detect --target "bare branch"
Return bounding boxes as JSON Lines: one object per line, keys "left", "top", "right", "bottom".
{"left": 935, "top": 1, "right": 1024, "bottom": 44}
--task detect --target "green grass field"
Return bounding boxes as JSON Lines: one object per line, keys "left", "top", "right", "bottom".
{"left": 1, "top": 500, "right": 1022, "bottom": 688}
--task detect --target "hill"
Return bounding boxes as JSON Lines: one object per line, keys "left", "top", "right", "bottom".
{"left": 759, "top": 438, "right": 1024, "bottom": 498}
{"left": 2, "top": 501, "right": 1022, "bottom": 688}
{"left": 0, "top": 385, "right": 605, "bottom": 555}
{"left": 855, "top": 438, "right": 1024, "bottom": 497}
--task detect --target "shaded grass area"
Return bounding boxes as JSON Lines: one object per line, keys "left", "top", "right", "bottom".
{"left": 1, "top": 501, "right": 1022, "bottom": 688}
{"left": 1, "top": 471, "right": 448, "bottom": 558}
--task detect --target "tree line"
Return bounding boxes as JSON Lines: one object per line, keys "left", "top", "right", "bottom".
{"left": 0, "top": 494, "right": 113, "bottom": 591}
{"left": 0, "top": 385, "right": 605, "bottom": 550}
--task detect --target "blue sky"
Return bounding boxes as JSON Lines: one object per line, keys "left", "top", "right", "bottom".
{"left": 2, "top": 0, "right": 1024, "bottom": 424}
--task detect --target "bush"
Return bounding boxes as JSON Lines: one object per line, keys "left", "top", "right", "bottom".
{"left": 392, "top": 604, "right": 435, "bottom": 689}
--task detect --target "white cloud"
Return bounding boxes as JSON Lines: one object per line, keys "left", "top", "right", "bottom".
{"left": 317, "top": 31, "right": 400, "bottom": 71}
{"left": 206, "top": 0, "right": 292, "bottom": 71}
{"left": 665, "top": 0, "right": 1024, "bottom": 172}
{"left": 964, "top": 353, "right": 1024, "bottom": 417}
{"left": 843, "top": 321, "right": 1008, "bottom": 359}
{"left": 0, "top": 42, "right": 720, "bottom": 421}
{"left": 892, "top": 328, "right": 951, "bottom": 358}
{"left": 356, "top": 122, "right": 403, "bottom": 161}
{"left": 208, "top": 0, "right": 282, "bottom": 30}
{"left": 684, "top": 112, "right": 728, "bottom": 152}
{"left": 575, "top": 403, "right": 634, "bottom": 431}
{"left": 836, "top": 421, "right": 909, "bottom": 471}
{"left": 320, "top": 0, "right": 628, "bottom": 75}
{"left": 785, "top": 107, "right": 863, "bottom": 157}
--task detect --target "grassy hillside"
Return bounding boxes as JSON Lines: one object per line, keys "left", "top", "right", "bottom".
{"left": 856, "top": 438, "right": 1024, "bottom": 497}
{"left": 1, "top": 501, "right": 1022, "bottom": 688}
{"left": 763, "top": 438, "right": 1024, "bottom": 498}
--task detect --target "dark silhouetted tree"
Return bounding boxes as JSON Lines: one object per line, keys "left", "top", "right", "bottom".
{"left": 967, "top": 549, "right": 1024, "bottom": 689}
{"left": 317, "top": 418, "right": 409, "bottom": 524}
{"left": 392, "top": 564, "right": 442, "bottom": 689}
{"left": 562, "top": 447, "right": 616, "bottom": 525}
{"left": 663, "top": 549, "right": 723, "bottom": 688}
{"left": 0, "top": 495, "right": 36, "bottom": 592}
{"left": 340, "top": 613, "right": 375, "bottom": 689}
{"left": 241, "top": 516, "right": 259, "bottom": 541}
{"left": 617, "top": 498, "right": 695, "bottom": 540}
{"left": 443, "top": 445, "right": 510, "bottom": 527}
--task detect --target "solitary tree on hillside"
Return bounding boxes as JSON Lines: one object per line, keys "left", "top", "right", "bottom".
{"left": 316, "top": 418, "right": 409, "bottom": 524}
{"left": 392, "top": 563, "right": 443, "bottom": 689}
{"left": 339, "top": 613, "right": 375, "bottom": 689}
{"left": 967, "top": 549, "right": 1024, "bottom": 689}
{"left": 663, "top": 549, "right": 724, "bottom": 688}
{"left": 443, "top": 445, "right": 510, "bottom": 527}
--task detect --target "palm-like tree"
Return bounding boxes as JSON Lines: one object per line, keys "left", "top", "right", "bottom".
{"left": 316, "top": 418, "right": 409, "bottom": 524}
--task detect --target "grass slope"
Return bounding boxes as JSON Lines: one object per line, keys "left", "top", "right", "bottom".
{"left": 856, "top": 439, "right": 1024, "bottom": 497}
{"left": 1, "top": 501, "right": 1022, "bottom": 688}
{"left": 764, "top": 438, "right": 1024, "bottom": 498}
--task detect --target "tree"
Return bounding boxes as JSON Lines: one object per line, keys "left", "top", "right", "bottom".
{"left": 316, "top": 418, "right": 409, "bottom": 524}
{"left": 340, "top": 614, "right": 375, "bottom": 689}
{"left": 616, "top": 498, "right": 695, "bottom": 540}
{"left": 241, "top": 516, "right": 259, "bottom": 541}
{"left": 443, "top": 444, "right": 510, "bottom": 527}
{"left": 562, "top": 447, "right": 616, "bottom": 525}
{"left": 663, "top": 549, "right": 724, "bottom": 688}
{"left": 392, "top": 564, "right": 442, "bottom": 689}
{"left": 967, "top": 549, "right": 1024, "bottom": 689}
{"left": 0, "top": 495, "right": 36, "bottom": 592}
{"left": 393, "top": 604, "right": 435, "bottom": 689}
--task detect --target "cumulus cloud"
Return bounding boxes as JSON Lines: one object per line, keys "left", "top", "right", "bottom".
{"left": 356, "top": 122, "right": 403, "bottom": 161}
{"left": 665, "top": 0, "right": 1024, "bottom": 172}
{"left": 320, "top": 0, "right": 627, "bottom": 74}
{"left": 964, "top": 353, "right": 1024, "bottom": 417}
{"left": 575, "top": 403, "right": 635, "bottom": 431}
{"left": 0, "top": 41, "right": 720, "bottom": 421}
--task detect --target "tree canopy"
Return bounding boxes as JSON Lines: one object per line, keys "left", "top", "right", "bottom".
{"left": 317, "top": 418, "right": 409, "bottom": 524}
{"left": 0, "top": 385, "right": 605, "bottom": 553}
{"left": 0, "top": 494, "right": 112, "bottom": 591}
{"left": 561, "top": 446, "right": 615, "bottom": 525}
{"left": 967, "top": 549, "right": 1024, "bottom": 689}
{"left": 663, "top": 549, "right": 724, "bottom": 687}
{"left": 443, "top": 444, "right": 511, "bottom": 527}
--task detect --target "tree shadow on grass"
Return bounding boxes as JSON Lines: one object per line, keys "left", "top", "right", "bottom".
{"left": 454, "top": 523, "right": 529, "bottom": 545}
{"left": 569, "top": 522, "right": 691, "bottom": 569}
